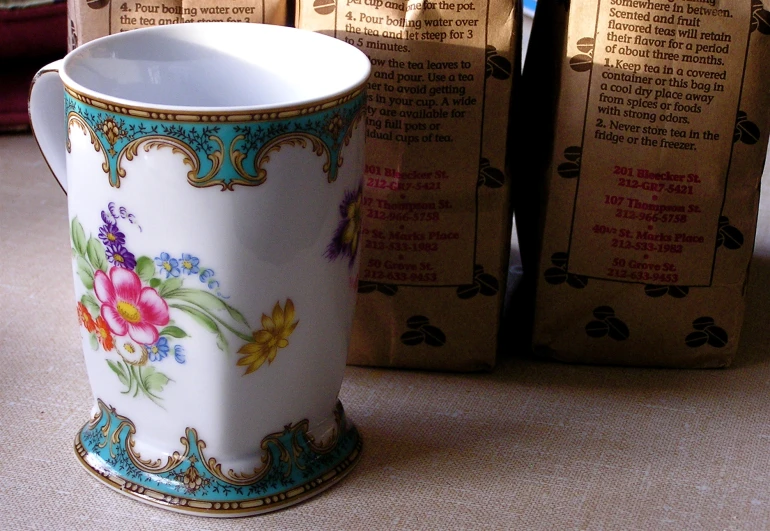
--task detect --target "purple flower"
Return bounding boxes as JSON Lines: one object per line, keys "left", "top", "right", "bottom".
{"left": 105, "top": 242, "right": 137, "bottom": 269}
{"left": 325, "top": 185, "right": 363, "bottom": 268}
{"left": 101, "top": 209, "right": 116, "bottom": 225}
{"left": 98, "top": 223, "right": 126, "bottom": 247}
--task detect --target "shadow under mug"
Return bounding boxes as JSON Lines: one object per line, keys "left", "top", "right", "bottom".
{"left": 29, "top": 22, "right": 370, "bottom": 517}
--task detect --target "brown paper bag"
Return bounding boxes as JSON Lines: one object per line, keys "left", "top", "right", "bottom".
{"left": 296, "top": 0, "right": 520, "bottom": 370}
{"left": 68, "top": 0, "right": 287, "bottom": 49}
{"left": 515, "top": 0, "right": 770, "bottom": 367}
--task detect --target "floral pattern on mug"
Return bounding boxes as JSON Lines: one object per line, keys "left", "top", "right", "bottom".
{"left": 73, "top": 202, "right": 300, "bottom": 403}
{"left": 237, "top": 300, "right": 298, "bottom": 375}
{"left": 77, "top": 302, "right": 96, "bottom": 333}
{"left": 325, "top": 184, "right": 363, "bottom": 268}
{"left": 94, "top": 267, "right": 169, "bottom": 344}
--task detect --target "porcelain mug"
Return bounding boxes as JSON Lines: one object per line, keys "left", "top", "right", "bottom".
{"left": 29, "top": 22, "right": 369, "bottom": 516}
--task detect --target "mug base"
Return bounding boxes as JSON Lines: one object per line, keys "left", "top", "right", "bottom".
{"left": 73, "top": 399, "right": 362, "bottom": 517}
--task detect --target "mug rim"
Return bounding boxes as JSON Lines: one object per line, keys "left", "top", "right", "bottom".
{"left": 59, "top": 23, "right": 371, "bottom": 119}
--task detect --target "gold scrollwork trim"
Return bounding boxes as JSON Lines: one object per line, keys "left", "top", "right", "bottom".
{"left": 116, "top": 135, "right": 223, "bottom": 190}
{"left": 204, "top": 429, "right": 272, "bottom": 486}
{"left": 305, "top": 403, "right": 345, "bottom": 456}
{"left": 128, "top": 436, "right": 188, "bottom": 474}
{"left": 336, "top": 106, "right": 366, "bottom": 171}
{"left": 75, "top": 399, "right": 362, "bottom": 516}
{"left": 204, "top": 419, "right": 317, "bottom": 486}
{"left": 75, "top": 432, "right": 362, "bottom": 516}
{"left": 250, "top": 133, "right": 331, "bottom": 185}
{"left": 64, "top": 85, "right": 366, "bottom": 123}
{"left": 86, "top": 401, "right": 190, "bottom": 473}
{"left": 67, "top": 112, "right": 109, "bottom": 174}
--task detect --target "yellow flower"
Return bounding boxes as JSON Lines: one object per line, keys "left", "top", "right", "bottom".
{"left": 237, "top": 300, "right": 298, "bottom": 375}
{"left": 342, "top": 193, "right": 362, "bottom": 255}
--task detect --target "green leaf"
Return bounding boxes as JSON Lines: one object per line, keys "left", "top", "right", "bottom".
{"left": 141, "top": 366, "right": 170, "bottom": 393}
{"left": 158, "top": 277, "right": 184, "bottom": 298}
{"left": 149, "top": 278, "right": 161, "bottom": 288}
{"left": 159, "top": 325, "right": 188, "bottom": 339}
{"left": 89, "top": 334, "right": 99, "bottom": 351}
{"left": 81, "top": 293, "right": 101, "bottom": 316}
{"left": 172, "top": 304, "right": 217, "bottom": 333}
{"left": 216, "top": 333, "right": 229, "bottom": 352}
{"left": 106, "top": 359, "right": 129, "bottom": 387}
{"left": 71, "top": 217, "right": 87, "bottom": 256}
{"left": 170, "top": 288, "right": 248, "bottom": 326}
{"left": 86, "top": 237, "right": 108, "bottom": 272}
{"left": 170, "top": 303, "right": 228, "bottom": 352}
{"left": 136, "top": 256, "right": 156, "bottom": 283}
{"left": 76, "top": 256, "right": 94, "bottom": 290}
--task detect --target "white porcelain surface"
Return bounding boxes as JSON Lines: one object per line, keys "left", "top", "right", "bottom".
{"left": 29, "top": 22, "right": 369, "bottom": 486}
{"left": 63, "top": 23, "right": 371, "bottom": 109}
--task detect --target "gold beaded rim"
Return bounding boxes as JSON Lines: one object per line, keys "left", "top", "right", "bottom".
{"left": 74, "top": 433, "right": 362, "bottom": 517}
{"left": 64, "top": 84, "right": 367, "bottom": 123}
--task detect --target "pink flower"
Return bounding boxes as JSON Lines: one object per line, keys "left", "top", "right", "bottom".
{"left": 94, "top": 267, "right": 169, "bottom": 344}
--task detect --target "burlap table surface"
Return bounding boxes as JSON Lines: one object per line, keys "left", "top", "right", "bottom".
{"left": 4, "top": 131, "right": 770, "bottom": 530}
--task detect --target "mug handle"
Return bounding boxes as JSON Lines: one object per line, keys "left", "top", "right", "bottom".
{"left": 29, "top": 59, "right": 68, "bottom": 194}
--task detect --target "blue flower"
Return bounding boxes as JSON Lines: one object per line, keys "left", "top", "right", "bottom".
{"left": 155, "top": 252, "right": 180, "bottom": 278}
{"left": 174, "top": 345, "right": 185, "bottom": 364}
{"left": 146, "top": 337, "right": 169, "bottom": 362}
{"left": 179, "top": 254, "right": 200, "bottom": 275}
{"left": 199, "top": 269, "right": 215, "bottom": 282}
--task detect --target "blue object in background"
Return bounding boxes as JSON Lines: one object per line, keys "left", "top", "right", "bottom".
{"left": 523, "top": 0, "right": 536, "bottom": 17}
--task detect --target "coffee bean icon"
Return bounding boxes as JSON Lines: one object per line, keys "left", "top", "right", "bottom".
{"left": 644, "top": 284, "right": 689, "bottom": 299}
{"left": 576, "top": 37, "right": 595, "bottom": 54}
{"left": 478, "top": 158, "right": 505, "bottom": 188}
{"left": 686, "top": 317, "right": 729, "bottom": 349}
{"left": 557, "top": 146, "right": 582, "bottom": 179}
{"left": 569, "top": 37, "right": 595, "bottom": 73}
{"left": 401, "top": 316, "right": 446, "bottom": 347}
{"left": 400, "top": 330, "right": 424, "bottom": 346}
{"left": 456, "top": 265, "right": 499, "bottom": 299}
{"left": 593, "top": 306, "right": 615, "bottom": 320}
{"left": 716, "top": 216, "right": 744, "bottom": 250}
{"left": 406, "top": 315, "right": 430, "bottom": 329}
{"left": 551, "top": 252, "right": 568, "bottom": 268}
{"left": 751, "top": 0, "right": 770, "bottom": 34}
{"left": 314, "top": 0, "right": 336, "bottom": 15}
{"left": 585, "top": 306, "right": 628, "bottom": 341}
{"left": 566, "top": 274, "right": 588, "bottom": 289}
{"left": 544, "top": 268, "right": 568, "bottom": 285}
{"left": 668, "top": 286, "right": 689, "bottom": 298}
{"left": 685, "top": 331, "right": 708, "bottom": 348}
{"left": 585, "top": 320, "right": 609, "bottom": 338}
{"left": 485, "top": 46, "right": 512, "bottom": 80}
{"left": 543, "top": 252, "right": 587, "bottom": 289}
{"left": 734, "top": 111, "right": 760, "bottom": 145}
{"left": 644, "top": 285, "right": 669, "bottom": 298}
{"left": 358, "top": 281, "right": 398, "bottom": 296}
{"left": 422, "top": 325, "right": 446, "bottom": 347}
{"left": 357, "top": 281, "right": 377, "bottom": 294}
